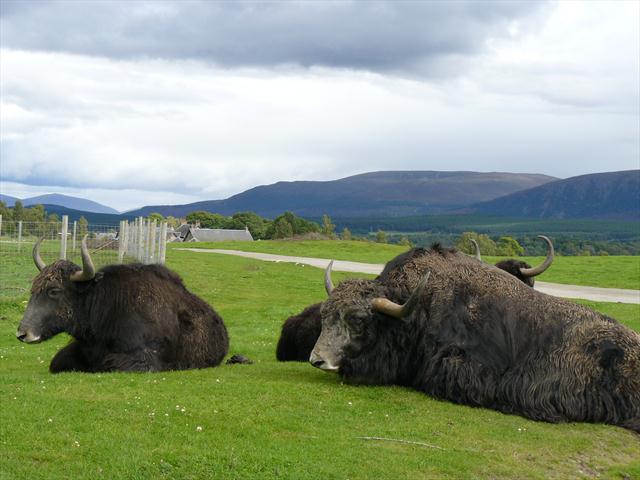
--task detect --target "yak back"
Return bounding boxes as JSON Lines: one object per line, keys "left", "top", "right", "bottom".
{"left": 76, "top": 263, "right": 228, "bottom": 368}
{"left": 276, "top": 303, "right": 323, "bottom": 361}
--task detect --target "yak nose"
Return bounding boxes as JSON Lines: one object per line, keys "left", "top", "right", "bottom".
{"left": 311, "top": 358, "right": 326, "bottom": 369}
{"left": 16, "top": 331, "right": 27, "bottom": 342}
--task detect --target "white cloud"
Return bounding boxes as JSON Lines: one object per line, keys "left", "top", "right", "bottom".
{"left": 0, "top": 1, "right": 638, "bottom": 212}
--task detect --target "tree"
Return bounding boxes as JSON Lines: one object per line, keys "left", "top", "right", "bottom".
{"left": 226, "top": 212, "right": 271, "bottom": 239}
{"left": 272, "top": 217, "right": 294, "bottom": 239}
{"left": 455, "top": 232, "right": 498, "bottom": 256}
{"left": 165, "top": 216, "right": 180, "bottom": 229}
{"left": 12, "top": 200, "right": 24, "bottom": 221}
{"left": 496, "top": 236, "right": 524, "bottom": 256}
{"left": 341, "top": 227, "right": 352, "bottom": 241}
{"left": 397, "top": 236, "right": 413, "bottom": 247}
{"left": 265, "top": 212, "right": 319, "bottom": 239}
{"left": 0, "top": 201, "right": 12, "bottom": 223}
{"left": 148, "top": 212, "right": 165, "bottom": 224}
{"left": 321, "top": 214, "right": 336, "bottom": 239}
{"left": 375, "top": 230, "right": 387, "bottom": 244}
{"left": 185, "top": 211, "right": 227, "bottom": 229}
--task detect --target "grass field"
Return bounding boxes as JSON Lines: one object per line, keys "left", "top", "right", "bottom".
{"left": 172, "top": 240, "right": 640, "bottom": 290}
{"left": 1, "top": 245, "right": 639, "bottom": 479}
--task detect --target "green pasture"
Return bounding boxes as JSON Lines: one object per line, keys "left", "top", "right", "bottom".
{"left": 172, "top": 240, "right": 640, "bottom": 290}
{"left": 1, "top": 245, "right": 639, "bottom": 479}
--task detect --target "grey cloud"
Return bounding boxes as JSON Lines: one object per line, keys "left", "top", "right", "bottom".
{"left": 0, "top": 0, "right": 546, "bottom": 74}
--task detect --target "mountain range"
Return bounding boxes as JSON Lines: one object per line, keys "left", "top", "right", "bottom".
{"left": 2, "top": 170, "right": 638, "bottom": 222}
{"left": 126, "top": 171, "right": 556, "bottom": 218}
{"left": 0, "top": 193, "right": 119, "bottom": 214}
{"left": 471, "top": 170, "right": 639, "bottom": 220}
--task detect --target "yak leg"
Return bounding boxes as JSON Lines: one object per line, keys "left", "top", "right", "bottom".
{"left": 101, "top": 348, "right": 163, "bottom": 372}
{"left": 50, "top": 341, "right": 92, "bottom": 373}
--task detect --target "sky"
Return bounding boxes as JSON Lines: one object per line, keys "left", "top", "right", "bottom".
{"left": 1, "top": 0, "right": 638, "bottom": 212}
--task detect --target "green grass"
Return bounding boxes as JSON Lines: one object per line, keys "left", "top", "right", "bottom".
{"left": 172, "top": 240, "right": 640, "bottom": 290}
{"left": 170, "top": 239, "right": 407, "bottom": 264}
{"left": 1, "top": 249, "right": 639, "bottom": 479}
{"left": 483, "top": 255, "right": 640, "bottom": 290}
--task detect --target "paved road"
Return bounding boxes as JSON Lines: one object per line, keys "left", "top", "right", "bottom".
{"left": 177, "top": 248, "right": 640, "bottom": 304}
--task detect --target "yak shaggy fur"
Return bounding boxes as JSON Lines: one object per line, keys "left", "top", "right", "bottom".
{"left": 319, "top": 245, "right": 640, "bottom": 433}
{"left": 28, "top": 261, "right": 229, "bottom": 373}
{"left": 276, "top": 303, "right": 323, "bottom": 361}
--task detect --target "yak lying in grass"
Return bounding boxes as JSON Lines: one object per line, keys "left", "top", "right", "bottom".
{"left": 275, "top": 241, "right": 551, "bottom": 363}
{"left": 311, "top": 245, "right": 640, "bottom": 433}
{"left": 17, "top": 236, "right": 229, "bottom": 373}
{"left": 470, "top": 235, "right": 554, "bottom": 287}
{"left": 275, "top": 249, "right": 433, "bottom": 362}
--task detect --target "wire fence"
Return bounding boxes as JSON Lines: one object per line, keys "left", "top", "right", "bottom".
{"left": 0, "top": 215, "right": 168, "bottom": 300}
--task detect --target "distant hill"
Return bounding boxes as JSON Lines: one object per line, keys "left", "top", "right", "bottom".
{"left": 38, "top": 205, "right": 132, "bottom": 224}
{"left": 1, "top": 193, "right": 119, "bottom": 214}
{"left": 0, "top": 194, "right": 19, "bottom": 205}
{"left": 127, "top": 171, "right": 556, "bottom": 218}
{"left": 471, "top": 170, "right": 640, "bottom": 220}
{"left": 24, "top": 194, "right": 119, "bottom": 214}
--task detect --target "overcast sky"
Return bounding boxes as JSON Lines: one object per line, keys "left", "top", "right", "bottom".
{"left": 1, "top": 0, "right": 638, "bottom": 212}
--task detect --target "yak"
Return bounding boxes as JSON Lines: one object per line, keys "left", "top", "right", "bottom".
{"left": 16, "top": 236, "right": 229, "bottom": 373}
{"left": 275, "top": 249, "right": 432, "bottom": 362}
{"left": 310, "top": 245, "right": 640, "bottom": 433}
{"left": 275, "top": 239, "right": 552, "bottom": 363}
{"left": 470, "top": 236, "right": 555, "bottom": 287}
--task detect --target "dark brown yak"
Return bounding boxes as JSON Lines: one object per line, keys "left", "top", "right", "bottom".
{"left": 471, "top": 236, "right": 555, "bottom": 287}
{"left": 275, "top": 249, "right": 432, "bottom": 362}
{"left": 17, "top": 236, "right": 229, "bottom": 373}
{"left": 311, "top": 245, "right": 640, "bottom": 433}
{"left": 275, "top": 239, "right": 552, "bottom": 363}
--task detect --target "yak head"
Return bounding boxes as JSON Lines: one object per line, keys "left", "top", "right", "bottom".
{"left": 310, "top": 261, "right": 430, "bottom": 381}
{"left": 475, "top": 235, "right": 555, "bottom": 287}
{"left": 16, "top": 236, "right": 95, "bottom": 344}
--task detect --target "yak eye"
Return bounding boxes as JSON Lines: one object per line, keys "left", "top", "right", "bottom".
{"left": 47, "top": 288, "right": 62, "bottom": 299}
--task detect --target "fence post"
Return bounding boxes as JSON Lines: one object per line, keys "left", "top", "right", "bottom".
{"left": 60, "top": 215, "right": 68, "bottom": 260}
{"left": 118, "top": 220, "right": 126, "bottom": 263}
{"left": 72, "top": 221, "right": 77, "bottom": 253}
{"left": 145, "top": 219, "right": 152, "bottom": 264}
{"left": 159, "top": 222, "right": 168, "bottom": 264}
{"left": 148, "top": 220, "right": 156, "bottom": 264}
{"left": 17, "top": 220, "right": 22, "bottom": 252}
{"left": 138, "top": 217, "right": 144, "bottom": 262}
{"left": 122, "top": 220, "right": 129, "bottom": 260}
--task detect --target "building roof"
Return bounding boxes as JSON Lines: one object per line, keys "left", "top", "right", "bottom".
{"left": 184, "top": 227, "right": 253, "bottom": 242}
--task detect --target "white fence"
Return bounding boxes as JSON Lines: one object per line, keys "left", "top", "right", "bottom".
{"left": 0, "top": 215, "right": 168, "bottom": 299}
{"left": 118, "top": 218, "right": 168, "bottom": 264}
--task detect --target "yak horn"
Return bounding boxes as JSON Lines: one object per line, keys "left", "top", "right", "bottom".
{"left": 325, "top": 260, "right": 335, "bottom": 295}
{"left": 70, "top": 235, "right": 96, "bottom": 282}
{"left": 470, "top": 239, "right": 481, "bottom": 261}
{"left": 520, "top": 235, "right": 554, "bottom": 278}
{"left": 372, "top": 272, "right": 431, "bottom": 319}
{"left": 32, "top": 237, "right": 47, "bottom": 271}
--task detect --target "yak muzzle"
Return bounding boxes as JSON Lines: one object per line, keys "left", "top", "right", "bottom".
{"left": 16, "top": 330, "right": 41, "bottom": 344}
{"left": 309, "top": 351, "right": 339, "bottom": 372}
